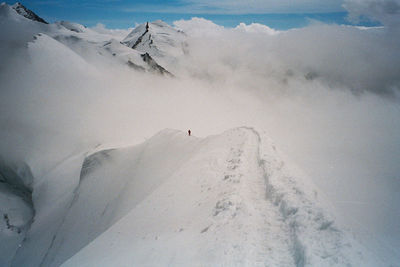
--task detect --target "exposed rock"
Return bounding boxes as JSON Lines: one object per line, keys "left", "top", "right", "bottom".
{"left": 12, "top": 2, "right": 48, "bottom": 24}
{"left": 141, "top": 52, "right": 173, "bottom": 77}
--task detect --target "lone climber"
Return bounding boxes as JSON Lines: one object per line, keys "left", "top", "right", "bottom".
{"left": 188, "top": 129, "right": 191, "bottom": 136}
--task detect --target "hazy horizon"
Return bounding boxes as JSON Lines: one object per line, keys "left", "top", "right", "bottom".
{"left": 2, "top": 0, "right": 382, "bottom": 29}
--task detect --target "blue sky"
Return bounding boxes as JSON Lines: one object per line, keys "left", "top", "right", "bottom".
{"left": 5, "top": 0, "right": 380, "bottom": 29}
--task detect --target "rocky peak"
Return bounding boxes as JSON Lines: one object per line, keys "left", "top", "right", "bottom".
{"left": 12, "top": 2, "right": 48, "bottom": 24}
{"left": 122, "top": 20, "right": 187, "bottom": 59}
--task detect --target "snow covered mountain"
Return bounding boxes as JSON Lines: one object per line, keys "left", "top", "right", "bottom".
{"left": 122, "top": 20, "right": 188, "bottom": 72}
{"left": 60, "top": 127, "right": 384, "bottom": 267}
{"left": 0, "top": 2, "right": 172, "bottom": 76}
{"left": 0, "top": 158, "right": 35, "bottom": 266}
{"left": 122, "top": 20, "right": 187, "bottom": 58}
{"left": 1, "top": 1, "right": 399, "bottom": 267}
{"left": 8, "top": 128, "right": 384, "bottom": 266}
{"left": 11, "top": 2, "right": 48, "bottom": 24}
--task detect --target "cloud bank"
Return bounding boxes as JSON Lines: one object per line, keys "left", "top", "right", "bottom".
{"left": 344, "top": 0, "right": 400, "bottom": 29}
{"left": 1, "top": 2, "right": 400, "bottom": 261}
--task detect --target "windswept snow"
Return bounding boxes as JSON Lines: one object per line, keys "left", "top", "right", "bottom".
{"left": 0, "top": 159, "right": 35, "bottom": 266}
{"left": 0, "top": 4, "right": 173, "bottom": 77}
{"left": 11, "top": 2, "right": 48, "bottom": 24}
{"left": 32, "top": 130, "right": 202, "bottom": 266}
{"left": 63, "top": 128, "right": 382, "bottom": 267}
{"left": 56, "top": 21, "right": 85, "bottom": 33}
{"left": 122, "top": 20, "right": 188, "bottom": 72}
{"left": 1, "top": 2, "right": 400, "bottom": 266}
{"left": 122, "top": 20, "right": 187, "bottom": 57}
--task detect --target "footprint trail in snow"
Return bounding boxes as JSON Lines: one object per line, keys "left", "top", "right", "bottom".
{"left": 62, "top": 128, "right": 381, "bottom": 266}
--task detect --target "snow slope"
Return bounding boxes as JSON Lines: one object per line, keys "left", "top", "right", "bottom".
{"left": 63, "top": 128, "right": 382, "bottom": 267}
{"left": 1, "top": 2, "right": 399, "bottom": 266}
{"left": 30, "top": 129, "right": 202, "bottom": 267}
{"left": 122, "top": 20, "right": 188, "bottom": 72}
{"left": 0, "top": 159, "right": 35, "bottom": 266}
{"left": 0, "top": 3, "right": 172, "bottom": 76}
{"left": 11, "top": 2, "right": 48, "bottom": 24}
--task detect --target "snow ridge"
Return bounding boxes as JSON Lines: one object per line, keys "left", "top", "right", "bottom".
{"left": 11, "top": 2, "right": 48, "bottom": 24}
{"left": 61, "top": 127, "right": 382, "bottom": 266}
{"left": 1, "top": 2, "right": 174, "bottom": 77}
{"left": 130, "top": 22, "right": 150, "bottom": 49}
{"left": 141, "top": 52, "right": 173, "bottom": 76}
{"left": 122, "top": 20, "right": 186, "bottom": 58}
{"left": 0, "top": 159, "right": 35, "bottom": 266}
{"left": 122, "top": 20, "right": 187, "bottom": 73}
{"left": 248, "top": 127, "right": 379, "bottom": 266}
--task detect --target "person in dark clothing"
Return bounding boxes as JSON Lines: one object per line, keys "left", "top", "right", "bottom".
{"left": 188, "top": 129, "right": 191, "bottom": 136}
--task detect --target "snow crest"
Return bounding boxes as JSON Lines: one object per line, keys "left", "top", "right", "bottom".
{"left": 61, "top": 128, "right": 381, "bottom": 266}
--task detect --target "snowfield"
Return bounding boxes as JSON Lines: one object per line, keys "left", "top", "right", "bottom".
{"left": 1, "top": 2, "right": 400, "bottom": 266}
{"left": 61, "top": 128, "right": 382, "bottom": 267}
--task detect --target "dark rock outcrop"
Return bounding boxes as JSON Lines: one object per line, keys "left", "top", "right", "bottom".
{"left": 12, "top": 2, "right": 48, "bottom": 24}
{"left": 141, "top": 52, "right": 173, "bottom": 77}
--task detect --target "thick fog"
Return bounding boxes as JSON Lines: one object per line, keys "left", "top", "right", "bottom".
{"left": 0, "top": 0, "right": 399, "bottom": 259}
{"left": 172, "top": 13, "right": 400, "bottom": 253}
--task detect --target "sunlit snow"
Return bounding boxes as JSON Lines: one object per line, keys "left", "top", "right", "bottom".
{"left": 1, "top": 1, "right": 400, "bottom": 266}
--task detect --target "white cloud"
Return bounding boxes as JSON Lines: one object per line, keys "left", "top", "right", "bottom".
{"left": 90, "top": 23, "right": 133, "bottom": 40}
{"left": 1, "top": 7, "right": 400, "bottom": 260}
{"left": 173, "top": 17, "right": 225, "bottom": 36}
{"left": 343, "top": 0, "right": 400, "bottom": 29}
{"left": 234, "top": 22, "right": 279, "bottom": 35}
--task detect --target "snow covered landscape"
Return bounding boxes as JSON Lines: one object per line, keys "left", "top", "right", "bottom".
{"left": 0, "top": 1, "right": 400, "bottom": 266}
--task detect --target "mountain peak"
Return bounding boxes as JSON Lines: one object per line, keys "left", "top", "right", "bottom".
{"left": 121, "top": 20, "right": 187, "bottom": 73}
{"left": 11, "top": 2, "right": 48, "bottom": 24}
{"left": 122, "top": 20, "right": 186, "bottom": 58}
